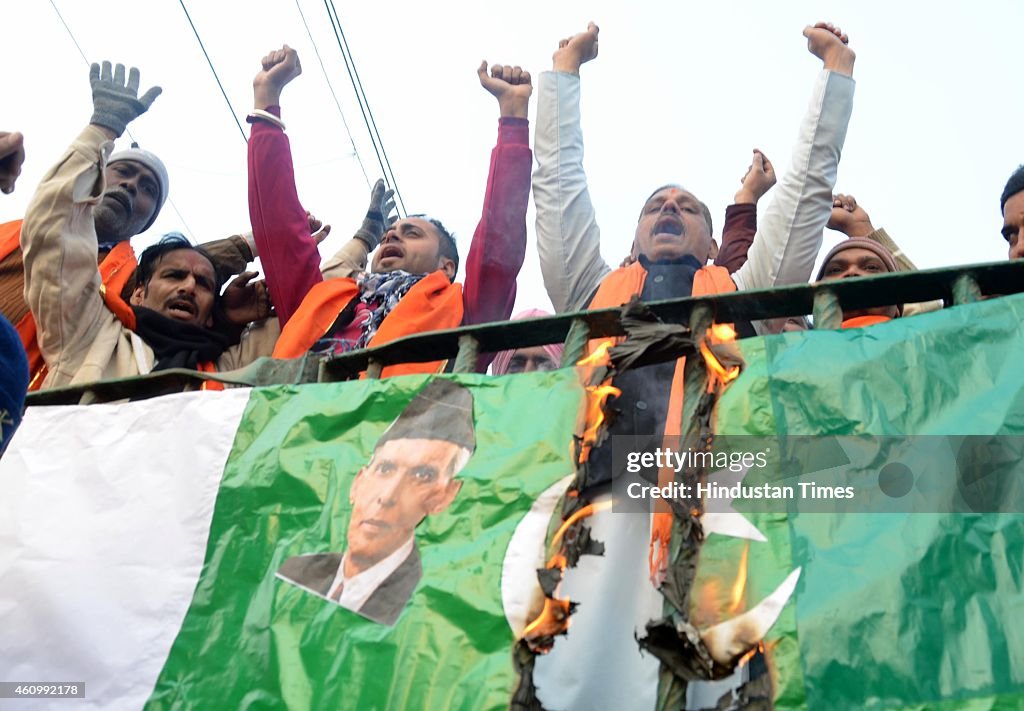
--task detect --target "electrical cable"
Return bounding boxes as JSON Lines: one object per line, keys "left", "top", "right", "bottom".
{"left": 323, "top": 0, "right": 407, "bottom": 216}
{"left": 178, "top": 0, "right": 249, "bottom": 145}
{"left": 295, "top": 0, "right": 371, "bottom": 189}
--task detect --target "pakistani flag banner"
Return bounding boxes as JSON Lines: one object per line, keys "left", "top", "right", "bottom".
{"left": 0, "top": 370, "right": 583, "bottom": 710}
{"left": 698, "top": 293, "right": 1024, "bottom": 710}
{"left": 2, "top": 296, "right": 1024, "bottom": 710}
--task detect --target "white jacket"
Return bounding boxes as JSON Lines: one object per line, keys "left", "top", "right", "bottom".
{"left": 532, "top": 69, "right": 856, "bottom": 314}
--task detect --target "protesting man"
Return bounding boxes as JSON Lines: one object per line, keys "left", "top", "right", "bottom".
{"left": 21, "top": 62, "right": 278, "bottom": 390}
{"left": 531, "top": 20, "right": 857, "bottom": 710}
{"left": 247, "top": 46, "right": 532, "bottom": 375}
{"left": 3, "top": 125, "right": 258, "bottom": 389}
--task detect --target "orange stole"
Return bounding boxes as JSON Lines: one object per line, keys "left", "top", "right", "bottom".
{"left": 273, "top": 270, "right": 464, "bottom": 378}
{"left": 3, "top": 221, "right": 138, "bottom": 389}
{"left": 585, "top": 262, "right": 737, "bottom": 581}
{"left": 0, "top": 220, "right": 21, "bottom": 261}
{"left": 841, "top": 314, "right": 892, "bottom": 329}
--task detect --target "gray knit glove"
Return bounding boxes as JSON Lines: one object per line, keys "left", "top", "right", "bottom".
{"left": 89, "top": 62, "right": 162, "bottom": 137}
{"left": 354, "top": 179, "right": 397, "bottom": 250}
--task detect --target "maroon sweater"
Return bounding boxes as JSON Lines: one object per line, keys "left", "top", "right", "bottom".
{"left": 247, "top": 110, "right": 532, "bottom": 360}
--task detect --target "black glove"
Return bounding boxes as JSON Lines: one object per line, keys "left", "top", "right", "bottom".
{"left": 354, "top": 178, "right": 397, "bottom": 250}
{"left": 89, "top": 62, "right": 162, "bottom": 137}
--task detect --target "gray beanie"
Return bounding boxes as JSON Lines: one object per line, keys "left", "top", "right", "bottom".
{"left": 108, "top": 142, "right": 169, "bottom": 232}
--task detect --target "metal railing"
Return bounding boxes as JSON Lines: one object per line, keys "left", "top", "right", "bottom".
{"left": 26, "top": 259, "right": 1024, "bottom": 407}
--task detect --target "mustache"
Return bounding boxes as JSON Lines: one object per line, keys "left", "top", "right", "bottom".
{"left": 103, "top": 189, "right": 133, "bottom": 213}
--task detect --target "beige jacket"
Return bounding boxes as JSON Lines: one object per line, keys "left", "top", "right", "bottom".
{"left": 20, "top": 126, "right": 280, "bottom": 389}
{"left": 21, "top": 126, "right": 369, "bottom": 390}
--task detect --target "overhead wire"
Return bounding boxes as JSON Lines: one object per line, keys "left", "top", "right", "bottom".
{"left": 295, "top": 0, "right": 371, "bottom": 189}
{"left": 177, "top": 0, "right": 249, "bottom": 145}
{"left": 323, "top": 0, "right": 407, "bottom": 216}
{"left": 47, "top": 0, "right": 197, "bottom": 241}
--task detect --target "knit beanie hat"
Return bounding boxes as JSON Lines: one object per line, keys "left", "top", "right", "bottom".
{"left": 0, "top": 315, "right": 29, "bottom": 454}
{"left": 816, "top": 238, "right": 899, "bottom": 281}
{"left": 816, "top": 238, "right": 903, "bottom": 316}
{"left": 108, "top": 142, "right": 169, "bottom": 232}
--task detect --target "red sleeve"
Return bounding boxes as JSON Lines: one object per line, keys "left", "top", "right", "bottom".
{"left": 461, "top": 117, "right": 531, "bottom": 370}
{"left": 715, "top": 203, "right": 757, "bottom": 274}
{"left": 247, "top": 106, "right": 324, "bottom": 326}
{"left": 462, "top": 118, "right": 531, "bottom": 326}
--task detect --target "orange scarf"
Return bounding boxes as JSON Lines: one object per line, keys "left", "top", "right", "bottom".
{"left": 841, "top": 314, "right": 892, "bottom": 329}
{"left": 586, "top": 261, "right": 736, "bottom": 583}
{"left": 273, "top": 270, "right": 464, "bottom": 378}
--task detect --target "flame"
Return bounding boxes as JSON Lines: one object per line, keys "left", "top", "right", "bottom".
{"left": 736, "top": 641, "right": 765, "bottom": 668}
{"left": 578, "top": 383, "right": 622, "bottom": 462}
{"left": 523, "top": 502, "right": 611, "bottom": 653}
{"left": 522, "top": 596, "right": 574, "bottom": 651}
{"left": 522, "top": 551, "right": 572, "bottom": 652}
{"left": 577, "top": 340, "right": 613, "bottom": 368}
{"left": 580, "top": 385, "right": 622, "bottom": 444}
{"left": 710, "top": 323, "right": 737, "bottom": 342}
{"left": 548, "top": 501, "right": 613, "bottom": 558}
{"left": 700, "top": 323, "right": 741, "bottom": 385}
{"left": 727, "top": 542, "right": 750, "bottom": 615}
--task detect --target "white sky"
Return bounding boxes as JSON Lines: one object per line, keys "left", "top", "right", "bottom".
{"left": 5, "top": 0, "right": 1023, "bottom": 314}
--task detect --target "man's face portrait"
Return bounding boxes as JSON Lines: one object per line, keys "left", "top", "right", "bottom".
{"left": 346, "top": 437, "right": 465, "bottom": 575}
{"left": 277, "top": 379, "right": 475, "bottom": 625}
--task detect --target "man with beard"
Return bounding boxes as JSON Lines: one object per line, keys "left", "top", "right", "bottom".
{"left": 20, "top": 62, "right": 278, "bottom": 389}
{"left": 530, "top": 21, "right": 858, "bottom": 710}
{"left": 246, "top": 46, "right": 533, "bottom": 376}
{"left": 2, "top": 127, "right": 260, "bottom": 390}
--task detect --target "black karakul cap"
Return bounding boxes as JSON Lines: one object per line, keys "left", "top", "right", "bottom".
{"left": 377, "top": 379, "right": 476, "bottom": 452}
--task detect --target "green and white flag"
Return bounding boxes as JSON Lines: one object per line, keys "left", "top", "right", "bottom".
{"left": 3, "top": 294, "right": 1024, "bottom": 709}
{"left": 698, "top": 293, "right": 1024, "bottom": 710}
{"left": 0, "top": 370, "right": 583, "bottom": 710}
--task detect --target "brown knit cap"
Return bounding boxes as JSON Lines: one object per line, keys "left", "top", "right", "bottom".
{"left": 816, "top": 238, "right": 899, "bottom": 281}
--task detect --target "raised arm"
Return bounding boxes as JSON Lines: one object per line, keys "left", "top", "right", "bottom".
{"left": 21, "top": 62, "right": 160, "bottom": 379}
{"left": 828, "top": 193, "right": 917, "bottom": 271}
{"left": 0, "top": 131, "right": 25, "bottom": 195}
{"left": 533, "top": 22, "right": 611, "bottom": 313}
{"left": 732, "top": 22, "right": 856, "bottom": 293}
{"left": 461, "top": 61, "right": 533, "bottom": 332}
{"left": 716, "top": 149, "right": 776, "bottom": 273}
{"left": 247, "top": 45, "right": 323, "bottom": 327}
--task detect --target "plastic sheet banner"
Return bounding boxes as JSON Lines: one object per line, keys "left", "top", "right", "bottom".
{"left": 697, "top": 294, "right": 1024, "bottom": 710}
{"left": 0, "top": 370, "right": 583, "bottom": 710}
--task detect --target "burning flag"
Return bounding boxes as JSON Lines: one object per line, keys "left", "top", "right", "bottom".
{"left": 2, "top": 291, "right": 1023, "bottom": 710}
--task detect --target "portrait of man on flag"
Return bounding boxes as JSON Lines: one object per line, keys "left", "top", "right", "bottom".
{"left": 276, "top": 379, "right": 475, "bottom": 626}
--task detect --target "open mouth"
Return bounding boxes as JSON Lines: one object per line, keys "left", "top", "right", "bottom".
{"left": 378, "top": 244, "right": 404, "bottom": 261}
{"left": 166, "top": 298, "right": 197, "bottom": 320}
{"left": 653, "top": 216, "right": 684, "bottom": 237}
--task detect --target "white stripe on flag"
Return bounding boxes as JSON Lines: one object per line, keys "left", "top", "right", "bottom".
{"left": 0, "top": 388, "right": 252, "bottom": 710}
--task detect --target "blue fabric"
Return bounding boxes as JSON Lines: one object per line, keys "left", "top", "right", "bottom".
{"left": 0, "top": 315, "right": 28, "bottom": 453}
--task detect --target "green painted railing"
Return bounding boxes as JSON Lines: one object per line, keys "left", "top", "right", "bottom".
{"left": 26, "top": 259, "right": 1024, "bottom": 406}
